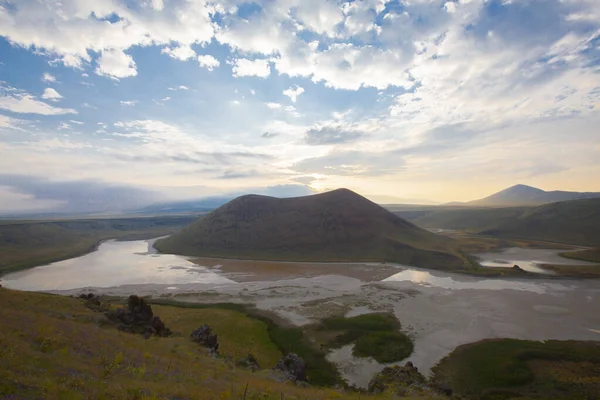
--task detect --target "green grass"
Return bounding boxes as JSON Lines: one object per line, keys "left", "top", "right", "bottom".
{"left": 353, "top": 332, "right": 414, "bottom": 363}
{"left": 314, "top": 313, "right": 413, "bottom": 364}
{"left": 432, "top": 338, "right": 600, "bottom": 399}
{"left": 0, "top": 216, "right": 196, "bottom": 275}
{"left": 148, "top": 299, "right": 343, "bottom": 387}
{"left": 560, "top": 247, "right": 600, "bottom": 263}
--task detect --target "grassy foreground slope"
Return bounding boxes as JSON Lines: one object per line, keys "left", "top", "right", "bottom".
{"left": 0, "top": 288, "right": 439, "bottom": 400}
{"left": 156, "top": 189, "right": 468, "bottom": 270}
{"left": 0, "top": 216, "right": 196, "bottom": 275}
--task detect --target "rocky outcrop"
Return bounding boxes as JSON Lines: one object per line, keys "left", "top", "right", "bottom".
{"left": 236, "top": 354, "right": 261, "bottom": 371}
{"left": 190, "top": 324, "right": 219, "bottom": 354}
{"left": 368, "top": 362, "right": 452, "bottom": 397}
{"left": 105, "top": 295, "right": 172, "bottom": 338}
{"left": 274, "top": 353, "right": 307, "bottom": 383}
{"left": 79, "top": 293, "right": 108, "bottom": 312}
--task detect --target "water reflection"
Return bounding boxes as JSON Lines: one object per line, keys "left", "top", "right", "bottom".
{"left": 2, "top": 239, "right": 235, "bottom": 291}
{"left": 473, "top": 247, "right": 597, "bottom": 274}
{"left": 383, "top": 269, "right": 567, "bottom": 294}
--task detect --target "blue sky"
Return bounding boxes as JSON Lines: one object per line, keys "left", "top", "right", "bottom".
{"left": 0, "top": 0, "right": 599, "bottom": 213}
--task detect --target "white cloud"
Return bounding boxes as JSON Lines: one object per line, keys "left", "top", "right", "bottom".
{"left": 231, "top": 58, "right": 271, "bottom": 78}
{"left": 41, "top": 73, "right": 56, "bottom": 83}
{"left": 0, "top": 0, "right": 214, "bottom": 78}
{"left": 150, "top": 0, "right": 164, "bottom": 12}
{"left": 41, "top": 88, "right": 63, "bottom": 101}
{"left": 162, "top": 45, "right": 196, "bottom": 61}
{"left": 197, "top": 54, "right": 220, "bottom": 71}
{"left": 444, "top": 2, "right": 457, "bottom": 13}
{"left": 0, "top": 86, "right": 76, "bottom": 115}
{"left": 283, "top": 85, "right": 305, "bottom": 103}
{"left": 168, "top": 85, "right": 189, "bottom": 91}
{"left": 266, "top": 102, "right": 282, "bottom": 109}
{"left": 120, "top": 100, "right": 138, "bottom": 106}
{"left": 0, "top": 115, "right": 26, "bottom": 130}
{"left": 96, "top": 49, "right": 137, "bottom": 79}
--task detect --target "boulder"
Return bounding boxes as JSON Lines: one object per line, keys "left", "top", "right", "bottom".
{"left": 105, "top": 295, "right": 171, "bottom": 338}
{"left": 274, "top": 353, "right": 307, "bottom": 382}
{"left": 368, "top": 362, "right": 426, "bottom": 394}
{"left": 236, "top": 354, "right": 261, "bottom": 371}
{"left": 79, "top": 293, "right": 108, "bottom": 312}
{"left": 190, "top": 324, "right": 219, "bottom": 354}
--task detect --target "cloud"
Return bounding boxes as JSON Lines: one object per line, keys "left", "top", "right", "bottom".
{"left": 293, "top": 149, "right": 405, "bottom": 176}
{"left": 150, "top": 0, "right": 164, "bottom": 12}
{"left": 162, "top": 45, "right": 196, "bottom": 61}
{"left": 0, "top": 115, "right": 27, "bottom": 130}
{"left": 41, "top": 88, "right": 63, "bottom": 101}
{"left": 283, "top": 85, "right": 305, "bottom": 103}
{"left": 266, "top": 102, "right": 282, "bottom": 109}
{"left": 262, "top": 132, "right": 279, "bottom": 139}
{"left": 231, "top": 58, "right": 271, "bottom": 78}
{"left": 41, "top": 73, "right": 56, "bottom": 83}
{"left": 168, "top": 85, "right": 189, "bottom": 91}
{"left": 197, "top": 54, "right": 220, "bottom": 71}
{"left": 0, "top": 86, "right": 76, "bottom": 115}
{"left": 120, "top": 100, "right": 138, "bottom": 107}
{"left": 0, "top": 174, "right": 162, "bottom": 214}
{"left": 96, "top": 49, "right": 137, "bottom": 79}
{"left": 304, "top": 126, "right": 365, "bottom": 146}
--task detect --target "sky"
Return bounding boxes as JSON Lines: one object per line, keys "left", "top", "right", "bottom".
{"left": 0, "top": 0, "right": 599, "bottom": 214}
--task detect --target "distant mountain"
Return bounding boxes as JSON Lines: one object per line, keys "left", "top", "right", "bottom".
{"left": 463, "top": 184, "right": 600, "bottom": 206}
{"left": 481, "top": 198, "right": 600, "bottom": 246}
{"left": 397, "top": 198, "right": 600, "bottom": 246}
{"left": 155, "top": 189, "right": 468, "bottom": 269}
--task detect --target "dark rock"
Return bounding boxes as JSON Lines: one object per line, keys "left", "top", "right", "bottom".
{"left": 368, "top": 362, "right": 426, "bottom": 394}
{"left": 236, "top": 353, "right": 261, "bottom": 371}
{"left": 105, "top": 295, "right": 171, "bottom": 338}
{"left": 274, "top": 353, "right": 307, "bottom": 382}
{"left": 512, "top": 264, "right": 526, "bottom": 272}
{"left": 79, "top": 293, "right": 108, "bottom": 312}
{"left": 190, "top": 324, "right": 219, "bottom": 354}
{"left": 152, "top": 316, "right": 172, "bottom": 337}
{"left": 431, "top": 382, "right": 453, "bottom": 396}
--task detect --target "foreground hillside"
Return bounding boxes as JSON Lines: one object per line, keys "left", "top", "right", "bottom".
{"left": 0, "top": 288, "right": 441, "bottom": 400}
{"left": 400, "top": 198, "right": 600, "bottom": 246}
{"left": 156, "top": 189, "right": 467, "bottom": 270}
{"left": 0, "top": 216, "right": 196, "bottom": 274}
{"left": 2, "top": 288, "right": 598, "bottom": 399}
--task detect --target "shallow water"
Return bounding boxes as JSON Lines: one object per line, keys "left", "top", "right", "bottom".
{"left": 382, "top": 269, "right": 567, "bottom": 293}
{"left": 1, "top": 239, "right": 235, "bottom": 291}
{"left": 473, "top": 247, "right": 597, "bottom": 274}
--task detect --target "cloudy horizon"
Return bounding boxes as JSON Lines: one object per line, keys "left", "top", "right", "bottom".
{"left": 1, "top": 0, "right": 599, "bottom": 214}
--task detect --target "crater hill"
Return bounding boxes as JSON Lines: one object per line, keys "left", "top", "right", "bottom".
{"left": 155, "top": 189, "right": 467, "bottom": 269}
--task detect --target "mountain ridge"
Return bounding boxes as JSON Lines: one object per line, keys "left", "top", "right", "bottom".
{"left": 454, "top": 184, "right": 600, "bottom": 206}
{"left": 155, "top": 188, "right": 468, "bottom": 270}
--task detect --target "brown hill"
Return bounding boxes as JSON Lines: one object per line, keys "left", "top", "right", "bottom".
{"left": 155, "top": 189, "right": 467, "bottom": 269}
